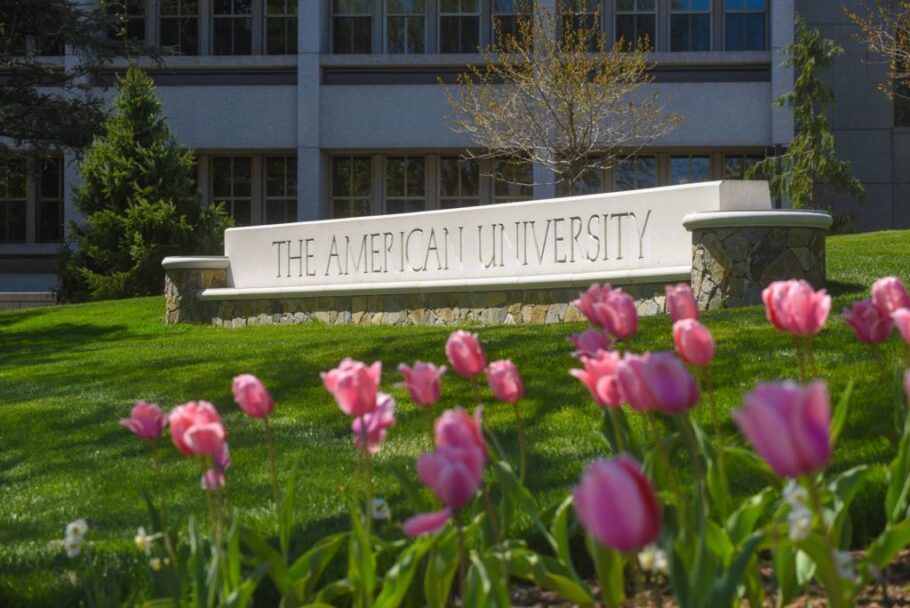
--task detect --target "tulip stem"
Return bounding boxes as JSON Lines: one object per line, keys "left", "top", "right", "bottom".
{"left": 424, "top": 407, "right": 435, "bottom": 446}
{"left": 481, "top": 483, "right": 503, "bottom": 544}
{"left": 804, "top": 476, "right": 848, "bottom": 608}
{"left": 647, "top": 414, "right": 686, "bottom": 525}
{"left": 455, "top": 509, "right": 467, "bottom": 607}
{"left": 872, "top": 344, "right": 890, "bottom": 384}
{"left": 263, "top": 417, "right": 279, "bottom": 507}
{"left": 607, "top": 407, "right": 627, "bottom": 454}
{"left": 680, "top": 415, "right": 708, "bottom": 523}
{"left": 471, "top": 376, "right": 483, "bottom": 408}
{"left": 511, "top": 402, "right": 527, "bottom": 484}
{"left": 702, "top": 366, "right": 730, "bottom": 518}
{"left": 792, "top": 336, "right": 806, "bottom": 383}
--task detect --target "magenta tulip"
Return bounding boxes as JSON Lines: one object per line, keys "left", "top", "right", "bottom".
{"left": 666, "top": 283, "right": 699, "bottom": 322}
{"left": 733, "top": 381, "right": 831, "bottom": 478}
{"left": 434, "top": 407, "right": 486, "bottom": 457}
{"left": 568, "top": 329, "right": 611, "bottom": 359}
{"left": 573, "top": 456, "right": 661, "bottom": 552}
{"left": 417, "top": 447, "right": 484, "bottom": 509}
{"left": 169, "top": 401, "right": 224, "bottom": 456}
{"left": 641, "top": 352, "right": 700, "bottom": 415}
{"left": 120, "top": 401, "right": 167, "bottom": 440}
{"left": 398, "top": 362, "right": 446, "bottom": 406}
{"left": 872, "top": 277, "right": 910, "bottom": 317}
{"left": 445, "top": 331, "right": 486, "bottom": 378}
{"left": 232, "top": 374, "right": 274, "bottom": 418}
{"left": 570, "top": 350, "right": 624, "bottom": 408}
{"left": 201, "top": 468, "right": 225, "bottom": 490}
{"left": 184, "top": 422, "right": 227, "bottom": 458}
{"left": 615, "top": 353, "right": 656, "bottom": 412}
{"left": 673, "top": 319, "right": 716, "bottom": 368}
{"left": 403, "top": 508, "right": 452, "bottom": 537}
{"left": 599, "top": 289, "right": 639, "bottom": 339}
{"left": 762, "top": 280, "right": 831, "bottom": 336}
{"left": 486, "top": 359, "right": 524, "bottom": 403}
{"left": 843, "top": 298, "right": 893, "bottom": 344}
{"left": 891, "top": 308, "right": 910, "bottom": 343}
{"left": 351, "top": 393, "right": 396, "bottom": 454}
{"left": 321, "top": 358, "right": 382, "bottom": 417}
{"left": 573, "top": 284, "right": 614, "bottom": 327}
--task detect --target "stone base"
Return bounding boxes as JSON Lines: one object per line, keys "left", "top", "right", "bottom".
{"left": 194, "top": 283, "right": 668, "bottom": 327}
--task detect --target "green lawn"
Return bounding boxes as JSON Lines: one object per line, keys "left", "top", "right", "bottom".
{"left": 0, "top": 230, "right": 908, "bottom": 606}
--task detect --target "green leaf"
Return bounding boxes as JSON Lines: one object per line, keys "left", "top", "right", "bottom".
{"left": 507, "top": 547, "right": 595, "bottom": 606}
{"left": 390, "top": 464, "right": 432, "bottom": 514}
{"left": 424, "top": 529, "right": 460, "bottom": 608}
{"left": 287, "top": 532, "right": 348, "bottom": 603}
{"left": 240, "top": 526, "right": 290, "bottom": 593}
{"left": 830, "top": 380, "right": 854, "bottom": 446}
{"left": 585, "top": 536, "right": 623, "bottom": 608}
{"left": 773, "top": 544, "right": 799, "bottom": 607}
{"left": 280, "top": 468, "right": 300, "bottom": 561}
{"left": 827, "top": 465, "right": 870, "bottom": 548}
{"left": 886, "top": 419, "right": 910, "bottom": 523}
{"left": 866, "top": 519, "right": 910, "bottom": 570}
{"left": 550, "top": 495, "right": 575, "bottom": 570}
{"left": 374, "top": 536, "right": 434, "bottom": 608}
{"left": 348, "top": 509, "right": 376, "bottom": 608}
{"left": 726, "top": 488, "right": 774, "bottom": 545}
{"left": 709, "top": 532, "right": 763, "bottom": 607}
{"left": 464, "top": 551, "right": 491, "bottom": 607}
{"left": 492, "top": 461, "right": 558, "bottom": 553}
{"left": 705, "top": 520, "right": 734, "bottom": 567}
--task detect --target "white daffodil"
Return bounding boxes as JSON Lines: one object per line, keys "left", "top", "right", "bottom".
{"left": 65, "top": 519, "right": 88, "bottom": 540}
{"left": 787, "top": 506, "right": 812, "bottom": 542}
{"left": 783, "top": 480, "right": 808, "bottom": 509}
{"left": 64, "top": 535, "right": 82, "bottom": 558}
{"left": 371, "top": 498, "right": 391, "bottom": 520}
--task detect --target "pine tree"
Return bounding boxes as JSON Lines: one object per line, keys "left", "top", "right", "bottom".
{"left": 747, "top": 16, "right": 865, "bottom": 210}
{"left": 58, "top": 66, "right": 231, "bottom": 302}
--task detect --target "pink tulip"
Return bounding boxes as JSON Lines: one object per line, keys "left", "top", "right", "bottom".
{"left": 573, "top": 456, "right": 660, "bottom": 552}
{"left": 120, "top": 401, "right": 167, "bottom": 440}
{"left": 673, "top": 319, "right": 716, "bottom": 368}
{"left": 417, "top": 447, "right": 484, "bottom": 509}
{"left": 321, "top": 358, "right": 382, "bottom": 417}
{"left": 486, "top": 359, "right": 524, "bottom": 403}
{"left": 570, "top": 350, "right": 624, "bottom": 407}
{"left": 403, "top": 508, "right": 452, "bottom": 537}
{"left": 351, "top": 393, "right": 396, "bottom": 453}
{"left": 169, "top": 401, "right": 224, "bottom": 456}
{"left": 232, "top": 374, "right": 274, "bottom": 418}
{"left": 445, "top": 331, "right": 486, "bottom": 378}
{"left": 573, "top": 284, "right": 614, "bottom": 327}
{"left": 201, "top": 468, "right": 225, "bottom": 490}
{"left": 891, "top": 308, "right": 910, "bottom": 343}
{"left": 184, "top": 422, "right": 227, "bottom": 458}
{"left": 666, "top": 283, "right": 699, "bottom": 322}
{"left": 434, "top": 407, "right": 486, "bottom": 456}
{"left": 641, "top": 352, "right": 700, "bottom": 415}
{"left": 762, "top": 280, "right": 831, "bottom": 336}
{"left": 615, "top": 354, "right": 657, "bottom": 412}
{"left": 599, "top": 289, "right": 638, "bottom": 339}
{"left": 568, "top": 329, "right": 611, "bottom": 359}
{"left": 733, "top": 381, "right": 831, "bottom": 478}
{"left": 872, "top": 277, "right": 910, "bottom": 317}
{"left": 398, "top": 362, "right": 446, "bottom": 406}
{"left": 843, "top": 298, "right": 893, "bottom": 344}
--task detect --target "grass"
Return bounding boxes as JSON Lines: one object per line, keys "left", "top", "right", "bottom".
{"left": 0, "top": 230, "right": 908, "bottom": 606}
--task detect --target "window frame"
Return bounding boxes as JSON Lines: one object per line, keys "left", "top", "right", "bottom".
{"left": 558, "top": 0, "right": 603, "bottom": 51}
{"left": 264, "top": 155, "right": 298, "bottom": 224}
{"left": 211, "top": 0, "right": 256, "bottom": 56}
{"left": 0, "top": 156, "right": 29, "bottom": 244}
{"left": 438, "top": 156, "right": 481, "bottom": 208}
{"left": 669, "top": 0, "right": 712, "bottom": 52}
{"left": 159, "top": 0, "right": 200, "bottom": 55}
{"left": 331, "top": 0, "right": 375, "bottom": 54}
{"left": 265, "top": 0, "right": 298, "bottom": 55}
{"left": 614, "top": 0, "right": 657, "bottom": 51}
{"left": 722, "top": 0, "right": 768, "bottom": 51}
{"left": 438, "top": 0, "right": 481, "bottom": 54}
{"left": 384, "top": 155, "right": 428, "bottom": 214}
{"left": 331, "top": 155, "right": 374, "bottom": 218}
{"left": 384, "top": 0, "right": 427, "bottom": 55}
{"left": 612, "top": 154, "right": 658, "bottom": 191}
{"left": 491, "top": 0, "right": 532, "bottom": 49}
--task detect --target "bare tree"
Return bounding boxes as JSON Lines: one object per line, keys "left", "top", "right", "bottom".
{"left": 846, "top": 1, "right": 910, "bottom": 98}
{"left": 441, "top": 1, "right": 680, "bottom": 192}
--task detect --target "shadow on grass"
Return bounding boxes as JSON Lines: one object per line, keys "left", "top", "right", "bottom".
{"left": 826, "top": 279, "right": 867, "bottom": 298}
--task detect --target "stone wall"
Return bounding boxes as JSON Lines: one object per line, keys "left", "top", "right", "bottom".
{"left": 165, "top": 267, "right": 228, "bottom": 324}
{"left": 690, "top": 225, "right": 827, "bottom": 310}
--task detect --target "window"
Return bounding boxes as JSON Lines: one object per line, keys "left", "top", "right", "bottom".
{"left": 37, "top": 158, "right": 64, "bottom": 243}
{"left": 614, "top": 155, "right": 657, "bottom": 190}
{"left": 724, "top": 0, "right": 766, "bottom": 51}
{"left": 439, "top": 157, "right": 480, "bottom": 208}
{"left": 212, "top": 0, "right": 252, "bottom": 55}
{"left": 492, "top": 0, "right": 531, "bottom": 48}
{"left": 387, "top": 0, "right": 426, "bottom": 54}
{"left": 266, "top": 0, "right": 297, "bottom": 54}
{"left": 897, "top": 96, "right": 910, "bottom": 128}
{"left": 211, "top": 157, "right": 252, "bottom": 225}
{"left": 439, "top": 0, "right": 480, "bottom": 53}
{"left": 0, "top": 157, "right": 27, "bottom": 244}
{"left": 615, "top": 0, "right": 656, "bottom": 50}
{"left": 493, "top": 159, "right": 533, "bottom": 203}
{"left": 332, "top": 156, "right": 372, "bottom": 218}
{"left": 264, "top": 156, "right": 297, "bottom": 224}
{"left": 160, "top": 0, "right": 199, "bottom": 55}
{"left": 670, "top": 0, "right": 711, "bottom": 52}
{"left": 385, "top": 156, "right": 426, "bottom": 213}
{"left": 723, "top": 154, "right": 763, "bottom": 179}
{"left": 107, "top": 0, "right": 147, "bottom": 43}
{"left": 333, "top": 0, "right": 373, "bottom": 54}
{"left": 670, "top": 155, "right": 710, "bottom": 184}
{"left": 557, "top": 157, "right": 604, "bottom": 196}
{"left": 559, "top": 0, "right": 601, "bottom": 51}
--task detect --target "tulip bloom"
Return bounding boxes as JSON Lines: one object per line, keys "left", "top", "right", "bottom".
{"left": 445, "top": 331, "right": 486, "bottom": 378}
{"left": 398, "top": 362, "right": 445, "bottom": 406}
{"left": 120, "top": 401, "right": 167, "bottom": 440}
{"left": 665, "top": 283, "right": 699, "bottom": 322}
{"left": 574, "top": 456, "right": 661, "bottom": 552}
{"left": 843, "top": 298, "right": 893, "bottom": 344}
{"left": 321, "top": 358, "right": 382, "bottom": 417}
{"left": 486, "top": 359, "right": 524, "bottom": 403}
{"left": 568, "top": 328, "right": 611, "bottom": 359}
{"left": 351, "top": 393, "right": 396, "bottom": 453}
{"left": 232, "top": 374, "right": 274, "bottom": 418}
{"left": 892, "top": 308, "right": 910, "bottom": 343}
{"left": 573, "top": 284, "right": 614, "bottom": 327}
{"left": 574, "top": 284, "right": 639, "bottom": 339}
{"left": 641, "top": 352, "right": 700, "bottom": 415}
{"left": 733, "top": 381, "right": 831, "bottom": 478}
{"left": 403, "top": 508, "right": 452, "bottom": 537}
{"left": 434, "top": 407, "right": 486, "bottom": 453}
{"left": 169, "top": 401, "right": 225, "bottom": 456}
{"left": 417, "top": 446, "right": 485, "bottom": 509}
{"left": 570, "top": 350, "right": 624, "bottom": 408}
{"left": 871, "top": 277, "right": 910, "bottom": 317}
{"left": 672, "top": 319, "right": 716, "bottom": 368}
{"left": 615, "top": 353, "right": 657, "bottom": 412}
{"left": 762, "top": 280, "right": 831, "bottom": 336}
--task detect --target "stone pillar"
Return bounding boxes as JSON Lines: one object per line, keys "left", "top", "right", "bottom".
{"left": 684, "top": 211, "right": 832, "bottom": 310}
{"left": 162, "top": 257, "right": 230, "bottom": 324}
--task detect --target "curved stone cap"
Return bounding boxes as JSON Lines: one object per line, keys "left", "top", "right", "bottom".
{"left": 683, "top": 210, "right": 833, "bottom": 231}
{"left": 162, "top": 256, "right": 230, "bottom": 270}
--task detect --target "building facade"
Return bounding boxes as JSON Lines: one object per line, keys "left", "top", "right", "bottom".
{"left": 2, "top": 0, "right": 907, "bottom": 293}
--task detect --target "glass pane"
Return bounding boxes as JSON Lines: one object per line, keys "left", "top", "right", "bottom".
{"left": 333, "top": 158, "right": 351, "bottom": 196}
{"left": 385, "top": 158, "right": 405, "bottom": 196}
{"left": 691, "top": 14, "right": 710, "bottom": 50}
{"left": 40, "top": 160, "right": 60, "bottom": 198}
{"left": 6, "top": 160, "right": 27, "bottom": 198}
{"left": 639, "top": 0, "right": 656, "bottom": 10}
{"left": 352, "top": 17, "right": 372, "bottom": 52}
{"left": 724, "top": 156, "right": 743, "bottom": 179}
{"left": 691, "top": 156, "right": 710, "bottom": 182}
{"left": 287, "top": 158, "right": 297, "bottom": 194}
{"left": 692, "top": 0, "right": 710, "bottom": 10}
{"left": 267, "top": 0, "right": 285, "bottom": 14}
{"left": 266, "top": 158, "right": 285, "bottom": 196}
{"left": 406, "top": 17, "right": 425, "bottom": 53}
{"left": 617, "top": 0, "right": 635, "bottom": 9}
{"left": 233, "top": 158, "right": 251, "bottom": 196}
{"left": 232, "top": 200, "right": 252, "bottom": 226}
{"left": 234, "top": 18, "right": 252, "bottom": 54}
{"left": 6, "top": 201, "right": 27, "bottom": 242}
{"left": 670, "top": 14, "right": 687, "bottom": 51}
{"left": 670, "top": 157, "right": 690, "bottom": 184}
{"left": 637, "top": 157, "right": 656, "bottom": 187}
{"left": 725, "top": 14, "right": 743, "bottom": 50}
{"left": 284, "top": 200, "right": 297, "bottom": 221}
{"left": 161, "top": 19, "right": 179, "bottom": 46}
{"left": 743, "top": 13, "right": 766, "bottom": 50}
{"left": 214, "top": 0, "right": 231, "bottom": 13}
{"left": 637, "top": 15, "right": 655, "bottom": 49}
{"left": 267, "top": 18, "right": 286, "bottom": 54}
{"left": 213, "top": 19, "right": 232, "bottom": 54}
{"left": 745, "top": 0, "right": 766, "bottom": 9}
{"left": 386, "top": 199, "right": 425, "bottom": 214}
{"left": 351, "top": 158, "right": 371, "bottom": 196}
{"left": 461, "top": 159, "right": 478, "bottom": 195}
{"left": 212, "top": 158, "right": 232, "bottom": 196}
{"left": 233, "top": 0, "right": 252, "bottom": 15}
{"left": 388, "top": 17, "right": 405, "bottom": 53}
{"left": 406, "top": 157, "right": 425, "bottom": 196}
{"left": 286, "top": 19, "right": 298, "bottom": 53}
{"left": 37, "top": 201, "right": 62, "bottom": 242}
{"left": 181, "top": 18, "right": 199, "bottom": 53}
{"left": 439, "top": 157, "right": 459, "bottom": 196}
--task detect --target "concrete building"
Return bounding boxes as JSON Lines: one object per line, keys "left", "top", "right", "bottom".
{"left": 2, "top": 0, "right": 907, "bottom": 295}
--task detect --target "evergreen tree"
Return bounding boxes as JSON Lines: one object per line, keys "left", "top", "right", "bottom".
{"left": 58, "top": 66, "right": 231, "bottom": 302}
{"left": 747, "top": 16, "right": 865, "bottom": 210}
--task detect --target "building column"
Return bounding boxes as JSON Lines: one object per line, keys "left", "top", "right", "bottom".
{"left": 770, "top": 0, "right": 795, "bottom": 147}
{"left": 297, "top": 0, "right": 326, "bottom": 221}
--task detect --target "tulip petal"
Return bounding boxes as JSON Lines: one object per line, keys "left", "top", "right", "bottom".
{"left": 403, "top": 509, "right": 453, "bottom": 537}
